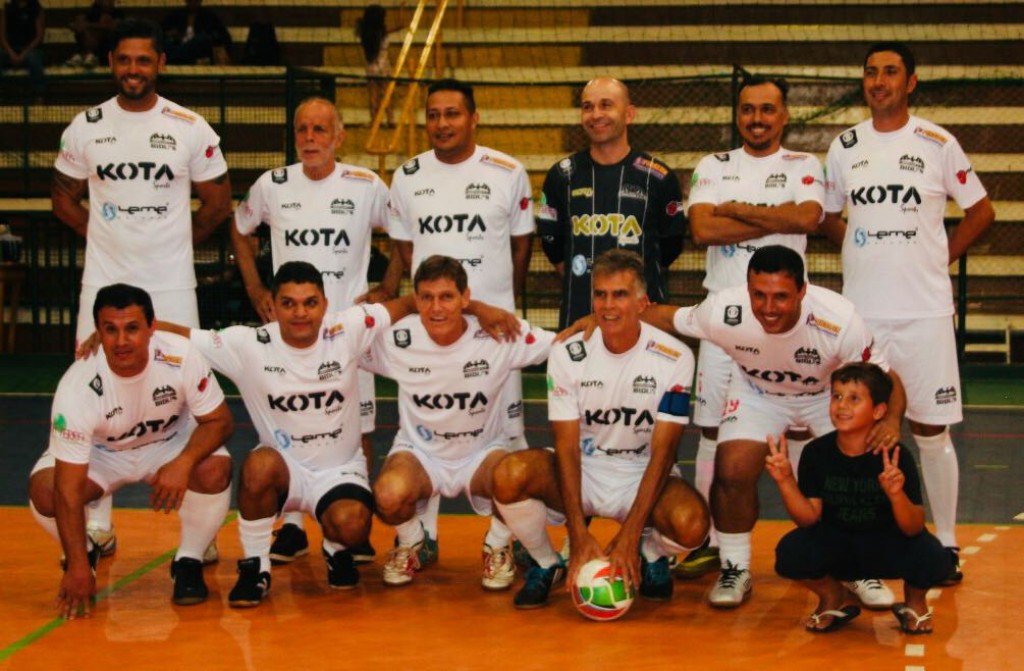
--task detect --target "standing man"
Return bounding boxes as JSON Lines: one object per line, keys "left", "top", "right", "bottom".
{"left": 386, "top": 78, "right": 535, "bottom": 555}
{"left": 232, "top": 96, "right": 397, "bottom": 565}
{"left": 493, "top": 249, "right": 709, "bottom": 609}
{"left": 636, "top": 245, "right": 906, "bottom": 609}
{"left": 28, "top": 284, "right": 233, "bottom": 618}
{"left": 823, "top": 42, "right": 995, "bottom": 585}
{"left": 51, "top": 18, "right": 232, "bottom": 556}
{"left": 537, "top": 76, "right": 686, "bottom": 329}
{"left": 678, "top": 75, "right": 824, "bottom": 583}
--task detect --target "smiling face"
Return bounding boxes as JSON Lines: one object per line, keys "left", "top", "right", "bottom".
{"left": 863, "top": 50, "right": 917, "bottom": 126}
{"left": 592, "top": 269, "right": 648, "bottom": 351}
{"left": 737, "top": 82, "right": 788, "bottom": 157}
{"left": 97, "top": 305, "right": 154, "bottom": 377}
{"left": 415, "top": 276, "right": 470, "bottom": 346}
{"left": 294, "top": 100, "right": 344, "bottom": 178}
{"left": 274, "top": 282, "right": 328, "bottom": 349}
{"left": 580, "top": 78, "right": 635, "bottom": 151}
{"left": 425, "top": 89, "right": 478, "bottom": 164}
{"left": 830, "top": 379, "right": 887, "bottom": 433}
{"left": 110, "top": 37, "right": 164, "bottom": 110}
{"left": 747, "top": 270, "right": 805, "bottom": 335}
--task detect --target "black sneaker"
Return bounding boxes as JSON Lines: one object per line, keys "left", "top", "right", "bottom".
{"left": 639, "top": 556, "right": 673, "bottom": 601}
{"left": 939, "top": 547, "right": 964, "bottom": 586}
{"left": 513, "top": 560, "right": 566, "bottom": 609}
{"left": 269, "top": 523, "right": 309, "bottom": 565}
{"left": 228, "top": 557, "right": 271, "bottom": 608}
{"left": 170, "top": 557, "right": 208, "bottom": 606}
{"left": 324, "top": 549, "right": 359, "bottom": 589}
{"left": 349, "top": 542, "right": 376, "bottom": 565}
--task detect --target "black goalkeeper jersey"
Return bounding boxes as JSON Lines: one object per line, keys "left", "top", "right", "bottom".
{"left": 537, "top": 149, "right": 686, "bottom": 328}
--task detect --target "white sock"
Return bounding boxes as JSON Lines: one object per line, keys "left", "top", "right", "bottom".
{"left": 418, "top": 493, "right": 441, "bottom": 539}
{"left": 394, "top": 517, "right": 426, "bottom": 547}
{"left": 495, "top": 499, "right": 560, "bottom": 568}
{"left": 483, "top": 516, "right": 513, "bottom": 548}
{"left": 786, "top": 438, "right": 811, "bottom": 482}
{"left": 717, "top": 532, "right": 752, "bottom": 571}
{"left": 282, "top": 510, "right": 305, "bottom": 530}
{"left": 86, "top": 492, "right": 114, "bottom": 531}
{"left": 695, "top": 434, "right": 719, "bottom": 547}
{"left": 239, "top": 515, "right": 275, "bottom": 574}
{"left": 640, "top": 527, "right": 689, "bottom": 561}
{"left": 914, "top": 429, "right": 959, "bottom": 547}
{"left": 176, "top": 488, "right": 230, "bottom": 561}
{"left": 322, "top": 538, "right": 346, "bottom": 555}
{"left": 30, "top": 500, "right": 63, "bottom": 545}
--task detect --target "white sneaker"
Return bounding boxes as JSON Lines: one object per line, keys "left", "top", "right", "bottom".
{"left": 383, "top": 543, "right": 422, "bottom": 586}
{"left": 844, "top": 578, "right": 895, "bottom": 610}
{"left": 481, "top": 543, "right": 515, "bottom": 591}
{"left": 708, "top": 561, "right": 752, "bottom": 608}
{"left": 86, "top": 523, "right": 117, "bottom": 556}
{"left": 202, "top": 540, "right": 219, "bottom": 566}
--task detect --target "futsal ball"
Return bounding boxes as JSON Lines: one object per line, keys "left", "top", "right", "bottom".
{"left": 571, "top": 558, "right": 636, "bottom": 621}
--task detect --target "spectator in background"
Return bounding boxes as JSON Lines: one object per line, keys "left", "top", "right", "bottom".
{"left": 240, "top": 20, "right": 279, "bottom": 65}
{"left": 0, "top": 0, "right": 45, "bottom": 98}
{"left": 66, "top": 0, "right": 124, "bottom": 68}
{"left": 355, "top": 4, "right": 395, "bottom": 126}
{"left": 162, "top": 0, "right": 232, "bottom": 65}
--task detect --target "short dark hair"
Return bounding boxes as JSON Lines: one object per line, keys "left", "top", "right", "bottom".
{"left": 738, "top": 74, "right": 790, "bottom": 104}
{"left": 864, "top": 42, "right": 916, "bottom": 77}
{"left": 93, "top": 283, "right": 155, "bottom": 326}
{"left": 592, "top": 248, "right": 647, "bottom": 295}
{"left": 271, "top": 261, "right": 325, "bottom": 295}
{"left": 747, "top": 245, "right": 805, "bottom": 290}
{"left": 831, "top": 362, "right": 893, "bottom": 406}
{"left": 112, "top": 18, "right": 165, "bottom": 55}
{"left": 427, "top": 78, "right": 476, "bottom": 114}
{"left": 413, "top": 255, "right": 468, "bottom": 293}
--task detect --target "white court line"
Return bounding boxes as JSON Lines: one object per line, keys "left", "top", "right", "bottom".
{"left": 905, "top": 644, "right": 926, "bottom": 657}
{"left": 996, "top": 525, "right": 1010, "bottom": 530}
{"left": 977, "top": 533, "right": 998, "bottom": 543}
{"left": 905, "top": 666, "right": 926, "bottom": 671}
{"left": 961, "top": 545, "right": 982, "bottom": 555}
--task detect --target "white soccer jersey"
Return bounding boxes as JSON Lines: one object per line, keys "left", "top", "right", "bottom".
{"left": 361, "top": 315, "right": 553, "bottom": 461}
{"left": 825, "top": 116, "right": 988, "bottom": 319}
{"left": 235, "top": 162, "right": 389, "bottom": 308}
{"left": 190, "top": 303, "right": 390, "bottom": 470}
{"left": 548, "top": 323, "right": 694, "bottom": 465}
{"left": 688, "top": 147, "right": 823, "bottom": 292}
{"left": 54, "top": 96, "right": 228, "bottom": 291}
{"left": 48, "top": 332, "right": 224, "bottom": 465}
{"left": 672, "top": 284, "right": 887, "bottom": 396}
{"left": 387, "top": 146, "right": 535, "bottom": 310}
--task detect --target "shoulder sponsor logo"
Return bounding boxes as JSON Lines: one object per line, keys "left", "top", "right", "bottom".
{"left": 840, "top": 129, "right": 858, "bottom": 148}
{"left": 794, "top": 347, "right": 821, "bottom": 365}
{"left": 724, "top": 305, "right": 742, "bottom": 326}
{"left": 150, "top": 133, "right": 177, "bottom": 150}
{"left": 271, "top": 168, "right": 288, "bottom": 184}
{"left": 256, "top": 328, "right": 271, "bottom": 344}
{"left": 322, "top": 323, "right": 345, "bottom": 340}
{"left": 210, "top": 331, "right": 224, "bottom": 348}
{"left": 665, "top": 200, "right": 682, "bottom": 216}
{"left": 632, "top": 156, "right": 668, "bottom": 180}
{"left": 566, "top": 340, "right": 586, "bottom": 362}
{"left": 914, "top": 126, "right": 948, "bottom": 146}
{"left": 402, "top": 158, "right": 420, "bottom": 175}
{"left": 645, "top": 340, "right": 681, "bottom": 361}
{"left": 393, "top": 328, "right": 411, "bottom": 348}
{"left": 466, "top": 183, "right": 491, "bottom": 200}
{"left": 198, "top": 373, "right": 211, "bottom": 392}
{"left": 205, "top": 145, "right": 216, "bottom": 158}
{"left": 330, "top": 198, "right": 355, "bottom": 215}
{"left": 806, "top": 313, "right": 841, "bottom": 336}
{"left": 571, "top": 187, "right": 593, "bottom": 198}
{"left": 633, "top": 375, "right": 657, "bottom": 395}
{"left": 480, "top": 153, "right": 516, "bottom": 171}
{"left": 558, "top": 156, "right": 573, "bottom": 175}
{"left": 714, "top": 153, "right": 730, "bottom": 162}
{"left": 899, "top": 154, "right": 925, "bottom": 173}
{"left": 318, "top": 360, "right": 342, "bottom": 381}
{"left": 86, "top": 108, "right": 103, "bottom": 123}
{"left": 781, "top": 153, "right": 807, "bottom": 161}
{"left": 414, "top": 188, "right": 435, "bottom": 197}
{"left": 153, "top": 385, "right": 178, "bottom": 406}
{"left": 547, "top": 374, "right": 571, "bottom": 397}
{"left": 52, "top": 414, "right": 88, "bottom": 443}
{"left": 161, "top": 106, "right": 197, "bottom": 123}
{"left": 341, "top": 169, "right": 374, "bottom": 182}
{"left": 153, "top": 349, "right": 182, "bottom": 366}
{"left": 520, "top": 196, "right": 531, "bottom": 210}
{"left": 463, "top": 360, "right": 490, "bottom": 378}
{"left": 801, "top": 175, "right": 816, "bottom": 185}
{"left": 956, "top": 167, "right": 973, "bottom": 185}
{"left": 89, "top": 375, "right": 104, "bottom": 396}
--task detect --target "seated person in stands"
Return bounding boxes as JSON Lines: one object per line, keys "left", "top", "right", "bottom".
{"left": 1, "top": 0, "right": 46, "bottom": 97}
{"left": 67, "top": 0, "right": 124, "bottom": 68}
{"left": 769, "top": 362, "right": 952, "bottom": 634}
{"left": 161, "top": 0, "right": 231, "bottom": 65}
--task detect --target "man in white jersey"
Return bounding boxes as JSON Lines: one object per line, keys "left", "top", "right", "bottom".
{"left": 386, "top": 78, "right": 535, "bottom": 557}
{"left": 678, "top": 75, "right": 826, "bottom": 584}
{"left": 28, "top": 284, "right": 234, "bottom": 619}
{"left": 232, "top": 96, "right": 399, "bottom": 565}
{"left": 362, "top": 256, "right": 554, "bottom": 590}
{"left": 51, "top": 18, "right": 232, "bottom": 554}
{"left": 822, "top": 42, "right": 995, "bottom": 585}
{"left": 636, "top": 245, "right": 906, "bottom": 608}
{"left": 492, "top": 250, "right": 708, "bottom": 610}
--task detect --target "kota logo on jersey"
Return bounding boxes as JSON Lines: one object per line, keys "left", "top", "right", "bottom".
{"left": 633, "top": 375, "right": 657, "bottom": 395}
{"left": 256, "top": 328, "right": 271, "bottom": 344}
{"left": 765, "top": 173, "right": 787, "bottom": 189}
{"left": 571, "top": 214, "right": 642, "bottom": 245}
{"left": 150, "top": 133, "right": 177, "bottom": 150}
{"left": 393, "top": 329, "right": 411, "bottom": 348}
{"left": 724, "top": 305, "right": 742, "bottom": 326}
{"left": 465, "top": 183, "right": 491, "bottom": 200}
{"left": 89, "top": 375, "right": 104, "bottom": 396}
{"left": 566, "top": 341, "right": 587, "bottom": 362}
{"left": 153, "top": 385, "right": 178, "bottom": 406}
{"left": 581, "top": 380, "right": 604, "bottom": 388}
{"left": 935, "top": 386, "right": 958, "bottom": 405}
{"left": 414, "top": 188, "right": 435, "bottom": 197}
{"left": 95, "top": 136, "right": 116, "bottom": 145}
{"left": 899, "top": 154, "right": 925, "bottom": 173}
{"left": 735, "top": 344, "right": 760, "bottom": 355}
{"left": 330, "top": 198, "right": 355, "bottom": 215}
{"left": 318, "top": 360, "right": 342, "bottom": 381}
{"left": 96, "top": 162, "right": 174, "bottom": 183}
{"left": 463, "top": 360, "right": 490, "bottom": 378}
{"left": 264, "top": 365, "right": 285, "bottom": 375}
{"left": 794, "top": 347, "right": 821, "bottom": 365}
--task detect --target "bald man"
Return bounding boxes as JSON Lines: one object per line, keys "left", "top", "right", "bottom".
{"left": 537, "top": 77, "right": 686, "bottom": 328}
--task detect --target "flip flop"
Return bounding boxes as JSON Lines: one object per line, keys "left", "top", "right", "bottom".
{"left": 892, "top": 602, "right": 933, "bottom": 635}
{"left": 805, "top": 605, "right": 861, "bottom": 633}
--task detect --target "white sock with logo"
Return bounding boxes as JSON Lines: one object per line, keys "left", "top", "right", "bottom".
{"left": 914, "top": 429, "right": 959, "bottom": 547}
{"left": 239, "top": 515, "right": 276, "bottom": 574}
{"left": 717, "top": 532, "right": 752, "bottom": 571}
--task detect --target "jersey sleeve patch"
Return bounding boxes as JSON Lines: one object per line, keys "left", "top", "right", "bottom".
{"left": 341, "top": 169, "right": 375, "bottom": 182}
{"left": 402, "top": 158, "right": 420, "bottom": 175}
{"left": 913, "top": 126, "right": 948, "bottom": 146}
{"left": 393, "top": 328, "right": 412, "bottom": 348}
{"left": 161, "top": 106, "right": 197, "bottom": 124}
{"left": 565, "top": 340, "right": 587, "bottom": 361}
{"left": 153, "top": 348, "right": 183, "bottom": 367}
{"left": 840, "top": 130, "right": 858, "bottom": 148}
{"left": 657, "top": 385, "right": 691, "bottom": 417}
{"left": 480, "top": 153, "right": 517, "bottom": 171}
{"left": 89, "top": 374, "right": 104, "bottom": 396}
{"left": 271, "top": 168, "right": 288, "bottom": 184}
{"left": 85, "top": 107, "right": 103, "bottom": 123}
{"left": 632, "top": 156, "right": 668, "bottom": 180}
{"left": 645, "top": 339, "right": 682, "bottom": 361}
{"left": 806, "top": 313, "right": 841, "bottom": 337}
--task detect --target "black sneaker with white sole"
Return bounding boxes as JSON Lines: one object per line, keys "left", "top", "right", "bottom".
{"left": 228, "top": 557, "right": 271, "bottom": 608}
{"left": 170, "top": 557, "right": 208, "bottom": 605}
{"left": 324, "top": 549, "right": 359, "bottom": 589}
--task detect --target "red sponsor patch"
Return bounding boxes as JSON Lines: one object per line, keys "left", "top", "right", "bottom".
{"left": 956, "top": 170, "right": 968, "bottom": 184}
{"left": 198, "top": 376, "right": 209, "bottom": 392}
{"left": 802, "top": 175, "right": 814, "bottom": 185}
{"left": 519, "top": 197, "right": 530, "bottom": 210}
{"left": 665, "top": 201, "right": 681, "bottom": 216}
{"left": 205, "top": 145, "right": 215, "bottom": 158}
{"left": 365, "top": 315, "right": 376, "bottom": 328}
{"left": 861, "top": 345, "right": 871, "bottom": 362}
{"left": 526, "top": 333, "right": 536, "bottom": 344}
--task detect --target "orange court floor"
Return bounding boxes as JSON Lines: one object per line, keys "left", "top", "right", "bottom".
{"left": 0, "top": 508, "right": 1018, "bottom": 671}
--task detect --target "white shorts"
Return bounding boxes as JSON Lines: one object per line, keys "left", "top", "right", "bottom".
{"left": 388, "top": 441, "right": 508, "bottom": 516}
{"left": 501, "top": 371, "right": 525, "bottom": 442}
{"left": 692, "top": 339, "right": 740, "bottom": 428}
{"left": 32, "top": 438, "right": 230, "bottom": 495}
{"left": 547, "top": 455, "right": 683, "bottom": 523}
{"left": 865, "top": 316, "right": 962, "bottom": 426}
{"left": 272, "top": 446, "right": 371, "bottom": 517}
{"left": 77, "top": 285, "right": 199, "bottom": 346}
{"left": 358, "top": 369, "right": 376, "bottom": 433}
{"left": 716, "top": 376, "right": 832, "bottom": 444}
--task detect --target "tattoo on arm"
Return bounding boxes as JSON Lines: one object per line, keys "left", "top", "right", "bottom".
{"left": 52, "top": 170, "right": 87, "bottom": 201}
